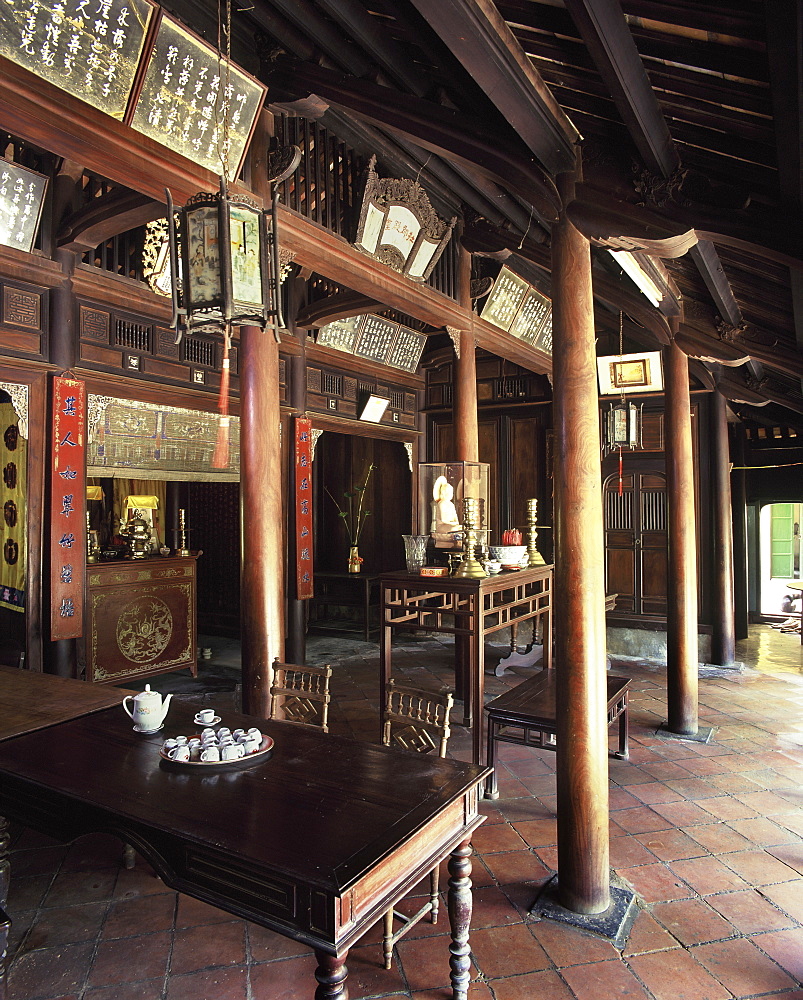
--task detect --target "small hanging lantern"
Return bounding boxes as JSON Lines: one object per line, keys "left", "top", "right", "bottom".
{"left": 605, "top": 398, "right": 642, "bottom": 453}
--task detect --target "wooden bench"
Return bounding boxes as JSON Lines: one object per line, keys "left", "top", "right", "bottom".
{"left": 484, "top": 671, "right": 631, "bottom": 799}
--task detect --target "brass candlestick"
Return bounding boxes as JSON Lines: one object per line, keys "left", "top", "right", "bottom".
{"left": 454, "top": 498, "right": 487, "bottom": 578}
{"left": 526, "top": 498, "right": 545, "bottom": 566}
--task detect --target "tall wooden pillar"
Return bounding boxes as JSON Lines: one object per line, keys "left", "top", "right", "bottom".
{"left": 44, "top": 246, "right": 78, "bottom": 678}
{"left": 731, "top": 424, "right": 749, "bottom": 641}
{"left": 710, "top": 389, "right": 736, "bottom": 665}
{"left": 552, "top": 165, "right": 610, "bottom": 914}
{"left": 664, "top": 341, "right": 698, "bottom": 734}
{"left": 240, "top": 324, "right": 285, "bottom": 716}
{"left": 453, "top": 247, "right": 479, "bottom": 463}
{"left": 285, "top": 342, "right": 307, "bottom": 664}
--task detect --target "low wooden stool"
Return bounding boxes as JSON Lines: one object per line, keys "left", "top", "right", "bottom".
{"left": 484, "top": 671, "right": 631, "bottom": 799}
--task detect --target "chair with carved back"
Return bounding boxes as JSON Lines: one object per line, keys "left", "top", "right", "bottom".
{"left": 270, "top": 660, "right": 332, "bottom": 733}
{"left": 380, "top": 679, "right": 454, "bottom": 969}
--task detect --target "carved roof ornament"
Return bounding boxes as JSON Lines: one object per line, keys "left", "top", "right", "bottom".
{"left": 632, "top": 164, "right": 691, "bottom": 209}
{"left": 744, "top": 371, "right": 770, "bottom": 394}
{"left": 0, "top": 382, "right": 29, "bottom": 439}
{"left": 354, "top": 156, "right": 457, "bottom": 282}
{"left": 715, "top": 316, "right": 749, "bottom": 343}
{"left": 446, "top": 326, "right": 461, "bottom": 358}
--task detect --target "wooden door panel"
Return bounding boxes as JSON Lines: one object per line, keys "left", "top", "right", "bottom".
{"left": 606, "top": 549, "right": 636, "bottom": 611}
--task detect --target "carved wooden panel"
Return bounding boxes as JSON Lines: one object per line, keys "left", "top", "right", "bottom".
{"left": 86, "top": 557, "right": 197, "bottom": 683}
{"left": 3, "top": 285, "right": 41, "bottom": 328}
{"left": 156, "top": 326, "right": 180, "bottom": 359}
{"left": 307, "top": 367, "right": 322, "bottom": 393}
{"left": 80, "top": 306, "right": 111, "bottom": 343}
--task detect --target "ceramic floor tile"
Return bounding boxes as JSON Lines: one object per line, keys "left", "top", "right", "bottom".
{"left": 691, "top": 937, "right": 798, "bottom": 996}
{"left": 718, "top": 849, "right": 800, "bottom": 886}
{"left": 508, "top": 818, "right": 558, "bottom": 848}
{"left": 164, "top": 965, "right": 250, "bottom": 1000}
{"left": 170, "top": 920, "right": 247, "bottom": 975}
{"left": 759, "top": 879, "right": 803, "bottom": 923}
{"left": 633, "top": 827, "right": 706, "bottom": 862}
{"left": 471, "top": 823, "right": 527, "bottom": 854}
{"left": 23, "top": 902, "right": 107, "bottom": 950}
{"left": 753, "top": 927, "right": 803, "bottom": 982}
{"left": 7, "top": 942, "right": 96, "bottom": 1000}
{"left": 627, "top": 946, "right": 732, "bottom": 1000}
{"left": 726, "top": 816, "right": 802, "bottom": 847}
{"left": 396, "top": 932, "right": 474, "bottom": 992}
{"left": 706, "top": 888, "right": 795, "bottom": 935}
{"left": 621, "top": 910, "right": 681, "bottom": 956}
{"left": 469, "top": 923, "right": 551, "bottom": 979}
{"left": 482, "top": 969, "right": 575, "bottom": 999}
{"left": 618, "top": 862, "right": 694, "bottom": 903}
{"left": 86, "top": 931, "right": 171, "bottom": 989}
{"left": 561, "top": 959, "right": 654, "bottom": 1000}
{"left": 650, "top": 898, "right": 736, "bottom": 946}
{"left": 84, "top": 980, "right": 164, "bottom": 1000}
{"left": 610, "top": 805, "right": 673, "bottom": 835}
{"left": 668, "top": 856, "right": 749, "bottom": 895}
{"left": 529, "top": 918, "right": 619, "bottom": 967}
{"left": 682, "top": 823, "right": 753, "bottom": 855}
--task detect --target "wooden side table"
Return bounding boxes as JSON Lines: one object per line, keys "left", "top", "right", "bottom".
{"left": 379, "top": 566, "right": 553, "bottom": 766}
{"left": 484, "top": 671, "right": 631, "bottom": 798}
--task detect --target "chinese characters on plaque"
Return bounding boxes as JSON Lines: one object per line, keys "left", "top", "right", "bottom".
{"left": 317, "top": 313, "right": 426, "bottom": 373}
{"left": 0, "top": 160, "right": 48, "bottom": 252}
{"left": 129, "top": 13, "right": 267, "bottom": 177}
{"left": 50, "top": 376, "right": 86, "bottom": 641}
{"left": 294, "top": 417, "right": 314, "bottom": 601}
{"left": 0, "top": 2, "right": 266, "bottom": 177}
{"left": 480, "top": 265, "right": 553, "bottom": 354}
{"left": 0, "top": 0, "right": 155, "bottom": 119}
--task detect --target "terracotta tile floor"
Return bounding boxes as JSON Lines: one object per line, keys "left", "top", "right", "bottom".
{"left": 5, "top": 625, "right": 803, "bottom": 999}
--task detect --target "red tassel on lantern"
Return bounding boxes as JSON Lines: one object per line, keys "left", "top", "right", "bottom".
{"left": 211, "top": 332, "right": 231, "bottom": 469}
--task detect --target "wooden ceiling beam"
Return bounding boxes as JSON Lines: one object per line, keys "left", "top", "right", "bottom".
{"left": 404, "top": 0, "right": 579, "bottom": 176}
{"left": 57, "top": 189, "right": 163, "bottom": 253}
{"left": 265, "top": 59, "right": 562, "bottom": 222}
{"left": 564, "top": 0, "right": 747, "bottom": 340}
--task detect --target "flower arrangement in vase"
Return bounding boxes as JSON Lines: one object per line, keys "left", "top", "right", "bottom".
{"left": 326, "top": 464, "right": 376, "bottom": 572}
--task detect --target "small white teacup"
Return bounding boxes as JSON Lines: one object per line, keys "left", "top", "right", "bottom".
{"left": 244, "top": 736, "right": 261, "bottom": 754}
{"left": 174, "top": 735, "right": 188, "bottom": 746}
{"left": 201, "top": 727, "right": 216, "bottom": 739}
{"left": 247, "top": 727, "right": 262, "bottom": 741}
{"left": 168, "top": 745, "right": 191, "bottom": 762}
{"left": 200, "top": 746, "right": 221, "bottom": 762}
{"left": 221, "top": 744, "right": 245, "bottom": 761}
{"left": 196, "top": 708, "right": 216, "bottom": 725}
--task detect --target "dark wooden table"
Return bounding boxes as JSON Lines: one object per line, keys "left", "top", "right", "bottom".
{"left": 484, "top": 671, "right": 632, "bottom": 798}
{"left": 309, "top": 571, "right": 382, "bottom": 642}
{"left": 380, "top": 567, "right": 553, "bottom": 766}
{"left": 0, "top": 692, "right": 489, "bottom": 999}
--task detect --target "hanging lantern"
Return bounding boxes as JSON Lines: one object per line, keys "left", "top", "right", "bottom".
{"left": 605, "top": 399, "right": 642, "bottom": 454}
{"left": 166, "top": 178, "right": 274, "bottom": 338}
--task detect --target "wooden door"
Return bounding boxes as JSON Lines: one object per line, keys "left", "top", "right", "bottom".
{"left": 604, "top": 470, "right": 668, "bottom": 616}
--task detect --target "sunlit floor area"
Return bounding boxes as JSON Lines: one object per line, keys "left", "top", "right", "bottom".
{"left": 6, "top": 625, "right": 803, "bottom": 1000}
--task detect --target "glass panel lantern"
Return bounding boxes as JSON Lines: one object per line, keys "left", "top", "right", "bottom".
{"left": 176, "top": 181, "right": 271, "bottom": 334}
{"left": 605, "top": 400, "right": 642, "bottom": 453}
{"left": 418, "top": 462, "right": 490, "bottom": 551}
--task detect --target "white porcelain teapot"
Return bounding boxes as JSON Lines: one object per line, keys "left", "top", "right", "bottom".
{"left": 123, "top": 684, "right": 172, "bottom": 733}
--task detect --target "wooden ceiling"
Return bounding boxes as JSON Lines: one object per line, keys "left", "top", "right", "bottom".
{"left": 188, "top": 1, "right": 803, "bottom": 425}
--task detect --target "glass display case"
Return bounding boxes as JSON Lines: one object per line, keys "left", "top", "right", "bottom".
{"left": 418, "top": 462, "right": 490, "bottom": 553}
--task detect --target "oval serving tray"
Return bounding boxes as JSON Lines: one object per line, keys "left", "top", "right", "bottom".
{"left": 159, "top": 735, "right": 274, "bottom": 771}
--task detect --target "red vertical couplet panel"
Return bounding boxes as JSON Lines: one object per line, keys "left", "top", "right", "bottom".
{"left": 295, "top": 417, "right": 314, "bottom": 600}
{"left": 50, "top": 376, "right": 86, "bottom": 640}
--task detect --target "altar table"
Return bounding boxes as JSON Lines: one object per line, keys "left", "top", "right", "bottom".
{"left": 380, "top": 566, "right": 553, "bottom": 766}
{"left": 0, "top": 675, "right": 489, "bottom": 1000}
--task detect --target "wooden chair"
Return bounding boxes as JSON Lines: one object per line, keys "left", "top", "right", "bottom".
{"left": 270, "top": 661, "right": 332, "bottom": 732}
{"left": 380, "top": 680, "right": 454, "bottom": 968}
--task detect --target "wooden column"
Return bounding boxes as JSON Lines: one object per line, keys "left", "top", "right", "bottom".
{"left": 240, "top": 324, "right": 284, "bottom": 716}
{"left": 552, "top": 164, "right": 610, "bottom": 914}
{"left": 710, "top": 389, "right": 736, "bottom": 665}
{"left": 731, "top": 424, "right": 749, "bottom": 641}
{"left": 44, "top": 246, "right": 78, "bottom": 678}
{"left": 664, "top": 340, "right": 698, "bottom": 734}
{"left": 285, "top": 344, "right": 307, "bottom": 664}
{"left": 454, "top": 247, "right": 479, "bottom": 463}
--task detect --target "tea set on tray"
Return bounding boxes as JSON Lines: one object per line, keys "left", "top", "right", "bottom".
{"left": 122, "top": 685, "right": 273, "bottom": 768}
